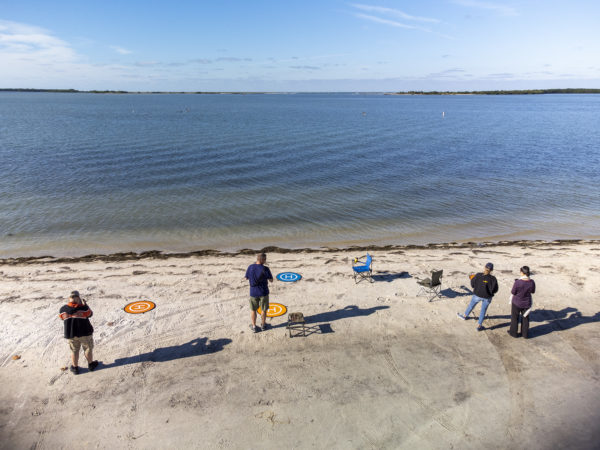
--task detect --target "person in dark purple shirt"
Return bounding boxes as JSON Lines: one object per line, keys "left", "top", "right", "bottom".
{"left": 508, "top": 266, "right": 536, "bottom": 338}
{"left": 245, "top": 253, "right": 273, "bottom": 333}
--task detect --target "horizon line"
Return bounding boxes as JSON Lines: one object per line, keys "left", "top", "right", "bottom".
{"left": 1, "top": 87, "right": 600, "bottom": 95}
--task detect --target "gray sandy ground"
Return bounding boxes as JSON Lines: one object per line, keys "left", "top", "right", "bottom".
{"left": 1, "top": 243, "right": 599, "bottom": 449}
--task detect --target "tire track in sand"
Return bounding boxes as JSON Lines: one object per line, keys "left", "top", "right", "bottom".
{"left": 380, "top": 348, "right": 460, "bottom": 434}
{"left": 484, "top": 329, "right": 532, "bottom": 438}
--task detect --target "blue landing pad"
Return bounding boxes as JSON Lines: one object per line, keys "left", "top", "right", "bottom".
{"left": 276, "top": 272, "right": 302, "bottom": 282}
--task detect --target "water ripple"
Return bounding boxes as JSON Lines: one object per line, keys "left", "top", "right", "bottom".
{"left": 1, "top": 92, "right": 599, "bottom": 256}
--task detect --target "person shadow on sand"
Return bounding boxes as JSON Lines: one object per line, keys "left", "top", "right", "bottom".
{"left": 486, "top": 307, "right": 599, "bottom": 338}
{"left": 527, "top": 307, "right": 600, "bottom": 338}
{"left": 95, "top": 337, "right": 232, "bottom": 371}
{"left": 267, "top": 305, "right": 390, "bottom": 335}
{"left": 303, "top": 305, "right": 390, "bottom": 324}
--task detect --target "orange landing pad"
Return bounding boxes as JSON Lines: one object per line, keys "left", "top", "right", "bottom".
{"left": 257, "top": 303, "right": 287, "bottom": 317}
{"left": 124, "top": 301, "right": 156, "bottom": 314}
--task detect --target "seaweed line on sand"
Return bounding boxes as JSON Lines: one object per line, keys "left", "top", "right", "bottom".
{"left": 0, "top": 239, "right": 597, "bottom": 266}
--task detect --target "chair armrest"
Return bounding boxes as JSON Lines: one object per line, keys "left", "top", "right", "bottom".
{"left": 352, "top": 255, "right": 367, "bottom": 265}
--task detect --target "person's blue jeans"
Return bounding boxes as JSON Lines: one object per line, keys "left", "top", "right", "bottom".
{"left": 464, "top": 295, "right": 491, "bottom": 326}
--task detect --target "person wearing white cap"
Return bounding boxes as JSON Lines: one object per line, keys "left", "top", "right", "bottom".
{"left": 58, "top": 290, "right": 98, "bottom": 374}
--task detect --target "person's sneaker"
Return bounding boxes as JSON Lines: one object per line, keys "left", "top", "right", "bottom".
{"left": 250, "top": 324, "right": 259, "bottom": 333}
{"left": 456, "top": 313, "right": 467, "bottom": 320}
{"left": 88, "top": 360, "right": 99, "bottom": 371}
{"left": 477, "top": 325, "right": 485, "bottom": 332}
{"left": 261, "top": 323, "right": 270, "bottom": 332}
{"left": 69, "top": 365, "right": 79, "bottom": 375}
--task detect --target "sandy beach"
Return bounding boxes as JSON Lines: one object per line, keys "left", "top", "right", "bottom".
{"left": 1, "top": 240, "right": 599, "bottom": 449}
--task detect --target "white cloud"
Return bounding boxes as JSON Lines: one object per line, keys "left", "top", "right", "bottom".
{"left": 0, "top": 19, "right": 145, "bottom": 88}
{"left": 349, "top": 5, "right": 454, "bottom": 38}
{"left": 290, "top": 65, "right": 321, "bottom": 70}
{"left": 425, "top": 68, "right": 470, "bottom": 79}
{"left": 0, "top": 19, "right": 77, "bottom": 63}
{"left": 353, "top": 13, "right": 425, "bottom": 30}
{"left": 351, "top": 4, "right": 440, "bottom": 23}
{"left": 451, "top": 0, "right": 518, "bottom": 16}
{"left": 134, "top": 61, "right": 159, "bottom": 67}
{"left": 111, "top": 45, "right": 132, "bottom": 55}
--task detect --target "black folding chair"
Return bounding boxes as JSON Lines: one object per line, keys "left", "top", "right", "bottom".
{"left": 416, "top": 269, "right": 443, "bottom": 301}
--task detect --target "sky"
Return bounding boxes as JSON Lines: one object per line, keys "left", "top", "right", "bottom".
{"left": 1, "top": 0, "right": 599, "bottom": 92}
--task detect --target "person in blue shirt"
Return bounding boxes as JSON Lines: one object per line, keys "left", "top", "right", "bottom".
{"left": 245, "top": 253, "right": 274, "bottom": 332}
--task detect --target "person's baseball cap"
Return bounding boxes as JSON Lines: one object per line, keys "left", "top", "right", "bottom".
{"left": 70, "top": 290, "right": 80, "bottom": 297}
{"left": 485, "top": 262, "right": 494, "bottom": 270}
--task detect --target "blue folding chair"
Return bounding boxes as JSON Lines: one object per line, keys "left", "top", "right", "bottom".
{"left": 352, "top": 253, "right": 373, "bottom": 283}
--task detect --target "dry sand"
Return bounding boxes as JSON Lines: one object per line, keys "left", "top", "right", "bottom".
{"left": 1, "top": 241, "right": 599, "bottom": 449}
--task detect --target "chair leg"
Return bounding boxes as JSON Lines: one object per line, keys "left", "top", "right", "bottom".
{"left": 427, "top": 287, "right": 442, "bottom": 302}
{"left": 355, "top": 273, "right": 370, "bottom": 284}
{"left": 417, "top": 286, "right": 431, "bottom": 298}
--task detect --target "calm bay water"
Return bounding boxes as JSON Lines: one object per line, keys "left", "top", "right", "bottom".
{"left": 1, "top": 92, "right": 599, "bottom": 257}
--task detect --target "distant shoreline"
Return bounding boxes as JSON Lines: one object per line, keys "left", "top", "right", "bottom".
{"left": 387, "top": 88, "right": 600, "bottom": 95}
{"left": 0, "top": 88, "right": 264, "bottom": 95}
{"left": 1, "top": 88, "right": 600, "bottom": 95}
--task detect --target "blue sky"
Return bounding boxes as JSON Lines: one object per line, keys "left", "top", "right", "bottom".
{"left": 1, "top": 0, "right": 599, "bottom": 91}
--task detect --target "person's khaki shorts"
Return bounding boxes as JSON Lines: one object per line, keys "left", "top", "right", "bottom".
{"left": 68, "top": 334, "right": 94, "bottom": 353}
{"left": 249, "top": 295, "right": 269, "bottom": 312}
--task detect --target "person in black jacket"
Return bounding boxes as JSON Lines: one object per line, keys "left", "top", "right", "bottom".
{"left": 59, "top": 290, "right": 98, "bottom": 374}
{"left": 457, "top": 262, "right": 499, "bottom": 331}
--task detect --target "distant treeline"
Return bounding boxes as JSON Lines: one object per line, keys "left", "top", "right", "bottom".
{"left": 0, "top": 88, "right": 261, "bottom": 94}
{"left": 2, "top": 88, "right": 600, "bottom": 95}
{"left": 391, "top": 88, "right": 600, "bottom": 95}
